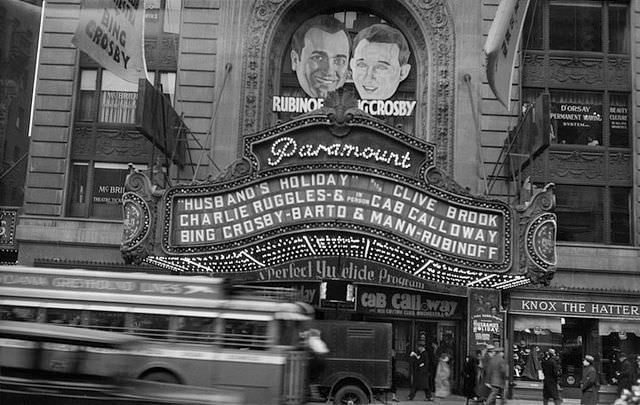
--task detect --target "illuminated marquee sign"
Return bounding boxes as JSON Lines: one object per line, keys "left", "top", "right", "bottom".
{"left": 167, "top": 172, "right": 508, "bottom": 267}
{"left": 122, "top": 106, "right": 556, "bottom": 288}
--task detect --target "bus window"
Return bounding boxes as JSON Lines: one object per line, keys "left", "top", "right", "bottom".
{"left": 88, "top": 311, "right": 126, "bottom": 332}
{"left": 131, "top": 313, "right": 170, "bottom": 339}
{"left": 173, "top": 316, "right": 216, "bottom": 343}
{"left": 277, "top": 320, "right": 302, "bottom": 346}
{"left": 46, "top": 308, "right": 82, "bottom": 326}
{"left": 0, "top": 306, "right": 40, "bottom": 322}
{"left": 221, "top": 319, "right": 269, "bottom": 350}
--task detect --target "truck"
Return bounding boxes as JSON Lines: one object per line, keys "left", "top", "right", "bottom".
{"left": 309, "top": 320, "right": 392, "bottom": 405}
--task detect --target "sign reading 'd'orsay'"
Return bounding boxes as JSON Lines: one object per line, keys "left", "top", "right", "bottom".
{"left": 122, "top": 91, "right": 557, "bottom": 288}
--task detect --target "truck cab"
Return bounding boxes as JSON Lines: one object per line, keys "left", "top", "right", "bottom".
{"left": 309, "top": 320, "right": 392, "bottom": 405}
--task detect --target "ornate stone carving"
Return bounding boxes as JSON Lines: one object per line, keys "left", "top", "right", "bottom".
{"left": 549, "top": 150, "right": 604, "bottom": 181}
{"left": 96, "top": 127, "right": 149, "bottom": 160}
{"left": 239, "top": 0, "right": 455, "bottom": 174}
{"left": 121, "top": 166, "right": 164, "bottom": 264}
{"left": 606, "top": 56, "right": 630, "bottom": 90}
{"left": 71, "top": 124, "right": 93, "bottom": 156}
{"left": 516, "top": 183, "right": 557, "bottom": 285}
{"left": 549, "top": 56, "right": 604, "bottom": 87}
{"left": 424, "top": 166, "right": 473, "bottom": 197}
{"left": 522, "top": 52, "right": 545, "bottom": 86}
{"left": 609, "top": 151, "right": 632, "bottom": 183}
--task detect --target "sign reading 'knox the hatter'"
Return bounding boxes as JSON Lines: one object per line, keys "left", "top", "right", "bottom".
{"left": 122, "top": 91, "right": 556, "bottom": 287}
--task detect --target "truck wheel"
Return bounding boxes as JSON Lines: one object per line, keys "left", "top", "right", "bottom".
{"left": 141, "top": 371, "right": 179, "bottom": 384}
{"left": 333, "top": 385, "right": 368, "bottom": 405}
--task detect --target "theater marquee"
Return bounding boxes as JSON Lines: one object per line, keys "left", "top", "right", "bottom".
{"left": 122, "top": 93, "right": 557, "bottom": 289}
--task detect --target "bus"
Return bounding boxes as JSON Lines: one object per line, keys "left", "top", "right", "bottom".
{"left": 0, "top": 320, "right": 244, "bottom": 405}
{"left": 0, "top": 265, "right": 313, "bottom": 405}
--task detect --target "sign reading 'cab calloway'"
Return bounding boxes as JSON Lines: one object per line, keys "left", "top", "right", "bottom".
{"left": 122, "top": 90, "right": 556, "bottom": 288}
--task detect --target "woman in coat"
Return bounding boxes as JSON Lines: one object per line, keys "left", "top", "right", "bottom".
{"left": 462, "top": 351, "right": 481, "bottom": 401}
{"left": 435, "top": 353, "right": 451, "bottom": 398}
{"left": 581, "top": 355, "right": 599, "bottom": 405}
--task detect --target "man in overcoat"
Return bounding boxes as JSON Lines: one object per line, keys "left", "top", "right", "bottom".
{"left": 581, "top": 355, "right": 599, "bottom": 405}
{"left": 408, "top": 342, "right": 433, "bottom": 401}
{"left": 542, "top": 348, "right": 562, "bottom": 405}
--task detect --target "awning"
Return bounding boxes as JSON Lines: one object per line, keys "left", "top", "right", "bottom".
{"left": 513, "top": 314, "right": 562, "bottom": 333}
{"left": 599, "top": 320, "right": 640, "bottom": 336}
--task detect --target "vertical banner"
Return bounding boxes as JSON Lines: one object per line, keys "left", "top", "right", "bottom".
{"left": 72, "top": 0, "right": 148, "bottom": 84}
{"left": 483, "top": 0, "right": 531, "bottom": 110}
{"left": 467, "top": 288, "right": 503, "bottom": 355}
{"left": 0, "top": 208, "right": 18, "bottom": 252}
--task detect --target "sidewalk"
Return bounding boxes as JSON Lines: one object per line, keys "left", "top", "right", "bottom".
{"left": 369, "top": 388, "right": 583, "bottom": 405}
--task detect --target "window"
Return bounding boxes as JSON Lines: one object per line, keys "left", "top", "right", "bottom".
{"left": 554, "top": 185, "right": 630, "bottom": 245}
{"left": 222, "top": 319, "right": 269, "bottom": 350}
{"left": 69, "top": 162, "right": 144, "bottom": 220}
{"left": 522, "top": 0, "right": 543, "bottom": 50}
{"left": 75, "top": 68, "right": 176, "bottom": 124}
{"left": 527, "top": 1, "right": 629, "bottom": 54}
{"left": 549, "top": 1, "right": 602, "bottom": 52}
{"left": 99, "top": 71, "right": 138, "bottom": 123}
{"left": 76, "top": 70, "right": 97, "bottom": 121}
{"left": 174, "top": 316, "right": 216, "bottom": 343}
{"left": 550, "top": 91, "right": 602, "bottom": 146}
{"left": 610, "top": 187, "right": 631, "bottom": 245}
{"left": 46, "top": 308, "right": 82, "bottom": 326}
{"left": 608, "top": 2, "right": 629, "bottom": 53}
{"left": 87, "top": 311, "right": 126, "bottom": 332}
{"left": 131, "top": 313, "right": 170, "bottom": 339}
{"left": 609, "top": 93, "right": 629, "bottom": 147}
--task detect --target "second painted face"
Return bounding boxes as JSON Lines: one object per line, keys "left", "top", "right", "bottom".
{"left": 291, "top": 27, "right": 350, "bottom": 98}
{"left": 350, "top": 39, "right": 411, "bottom": 100}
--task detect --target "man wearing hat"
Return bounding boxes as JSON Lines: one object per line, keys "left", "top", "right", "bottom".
{"left": 542, "top": 348, "right": 561, "bottom": 405}
{"left": 580, "top": 354, "right": 598, "bottom": 405}
{"left": 485, "top": 346, "right": 508, "bottom": 405}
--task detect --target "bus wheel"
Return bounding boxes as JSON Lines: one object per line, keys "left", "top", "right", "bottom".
{"left": 333, "top": 385, "right": 368, "bottom": 405}
{"left": 141, "top": 371, "right": 179, "bottom": 384}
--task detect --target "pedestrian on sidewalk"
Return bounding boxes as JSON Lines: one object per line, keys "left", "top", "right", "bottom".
{"left": 408, "top": 342, "right": 433, "bottom": 401}
{"left": 435, "top": 353, "right": 451, "bottom": 398}
{"left": 485, "top": 346, "right": 507, "bottom": 405}
{"left": 541, "top": 348, "right": 562, "bottom": 405}
{"left": 580, "top": 354, "right": 599, "bottom": 405}
{"left": 463, "top": 350, "right": 482, "bottom": 403}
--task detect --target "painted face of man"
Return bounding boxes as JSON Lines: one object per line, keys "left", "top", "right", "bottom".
{"left": 350, "top": 39, "right": 411, "bottom": 100}
{"left": 291, "top": 27, "right": 350, "bottom": 98}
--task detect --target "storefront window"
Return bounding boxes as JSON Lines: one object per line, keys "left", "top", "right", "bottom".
{"left": 513, "top": 316, "right": 562, "bottom": 380}
{"left": 549, "top": 1, "right": 602, "bottom": 52}
{"left": 513, "top": 316, "right": 602, "bottom": 388}
{"left": 600, "top": 322, "right": 640, "bottom": 386}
